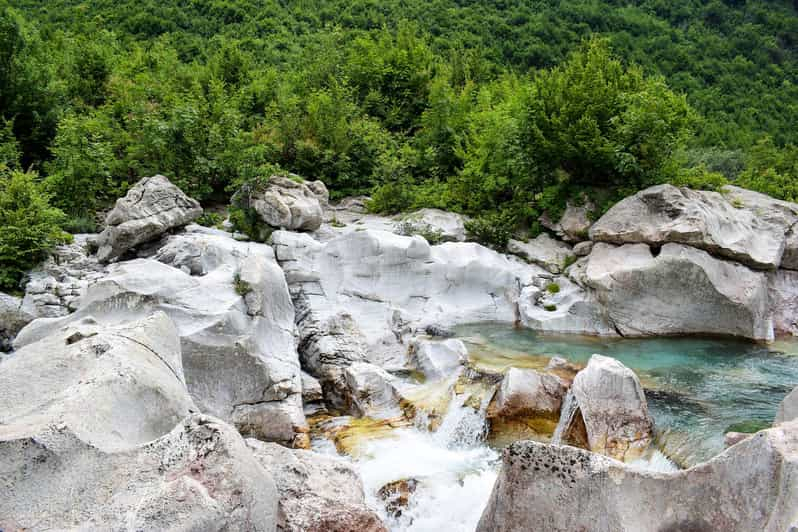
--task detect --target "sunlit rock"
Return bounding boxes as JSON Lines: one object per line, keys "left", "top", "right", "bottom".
{"left": 408, "top": 337, "right": 468, "bottom": 380}
{"left": 553, "top": 354, "right": 654, "bottom": 461}
{"left": 96, "top": 175, "right": 202, "bottom": 262}
{"left": 507, "top": 233, "right": 575, "bottom": 274}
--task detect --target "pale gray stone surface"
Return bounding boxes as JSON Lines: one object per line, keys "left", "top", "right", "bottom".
{"left": 769, "top": 269, "right": 798, "bottom": 336}
{"left": 776, "top": 386, "right": 798, "bottom": 425}
{"left": 408, "top": 337, "right": 468, "bottom": 379}
{"left": 507, "top": 233, "right": 575, "bottom": 274}
{"left": 398, "top": 208, "right": 468, "bottom": 242}
{"left": 0, "top": 292, "right": 33, "bottom": 350}
{"left": 540, "top": 200, "right": 594, "bottom": 242}
{"left": 245, "top": 175, "right": 325, "bottom": 231}
{"left": 247, "top": 439, "right": 386, "bottom": 532}
{"left": 478, "top": 421, "right": 798, "bottom": 532}
{"left": 553, "top": 354, "right": 653, "bottom": 461}
{"left": 488, "top": 367, "right": 567, "bottom": 420}
{"left": 0, "top": 415, "right": 278, "bottom": 532}
{"left": 590, "top": 183, "right": 798, "bottom": 270}
{"left": 96, "top": 175, "right": 202, "bottom": 262}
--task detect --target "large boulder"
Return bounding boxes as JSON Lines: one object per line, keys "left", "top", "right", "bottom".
{"left": 553, "top": 354, "right": 653, "bottom": 461}
{"left": 776, "top": 386, "right": 798, "bottom": 425}
{"left": 15, "top": 229, "right": 308, "bottom": 447}
{"left": 507, "top": 233, "right": 575, "bottom": 274}
{"left": 477, "top": 421, "right": 798, "bottom": 532}
{"left": 96, "top": 175, "right": 202, "bottom": 262}
{"left": 583, "top": 242, "right": 772, "bottom": 340}
{"left": 0, "top": 415, "right": 278, "bottom": 531}
{"left": 397, "top": 208, "right": 468, "bottom": 242}
{"left": 589, "top": 184, "right": 798, "bottom": 270}
{"left": 540, "top": 200, "right": 594, "bottom": 242}
{"left": 1, "top": 312, "right": 195, "bottom": 452}
{"left": 247, "top": 439, "right": 386, "bottom": 532}
{"left": 237, "top": 175, "right": 325, "bottom": 232}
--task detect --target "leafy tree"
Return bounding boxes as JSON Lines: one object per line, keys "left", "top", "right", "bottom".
{"left": 0, "top": 169, "right": 69, "bottom": 290}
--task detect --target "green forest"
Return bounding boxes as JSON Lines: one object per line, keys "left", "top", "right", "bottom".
{"left": 1, "top": 0, "right": 798, "bottom": 287}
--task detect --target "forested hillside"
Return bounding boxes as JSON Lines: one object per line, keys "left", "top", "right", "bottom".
{"left": 1, "top": 0, "right": 797, "bottom": 286}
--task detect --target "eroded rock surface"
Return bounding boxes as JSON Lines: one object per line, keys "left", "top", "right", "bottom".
{"left": 96, "top": 175, "right": 202, "bottom": 262}
{"left": 478, "top": 421, "right": 798, "bottom": 532}
{"left": 397, "top": 208, "right": 468, "bottom": 242}
{"left": 553, "top": 354, "right": 653, "bottom": 460}
{"left": 590, "top": 183, "right": 798, "bottom": 270}
{"left": 408, "top": 337, "right": 468, "bottom": 380}
{"left": 16, "top": 228, "right": 307, "bottom": 446}
{"left": 0, "top": 415, "right": 278, "bottom": 531}
{"left": 247, "top": 439, "right": 386, "bottom": 532}
{"left": 508, "top": 233, "right": 575, "bottom": 274}
{"left": 237, "top": 175, "right": 326, "bottom": 232}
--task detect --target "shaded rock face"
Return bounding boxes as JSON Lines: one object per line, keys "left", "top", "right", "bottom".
{"left": 247, "top": 439, "right": 386, "bottom": 532}
{"left": 584, "top": 242, "right": 772, "bottom": 340}
{"left": 477, "top": 422, "right": 798, "bottom": 532}
{"left": 589, "top": 183, "right": 798, "bottom": 270}
{"left": 15, "top": 229, "right": 307, "bottom": 446}
{"left": 0, "top": 415, "right": 279, "bottom": 531}
{"left": 776, "top": 386, "right": 798, "bottom": 425}
{"left": 769, "top": 269, "right": 798, "bottom": 336}
{"left": 21, "top": 234, "right": 106, "bottom": 318}
{"left": 243, "top": 175, "right": 326, "bottom": 232}
{"left": 1, "top": 312, "right": 194, "bottom": 452}
{"left": 398, "top": 208, "right": 468, "bottom": 242}
{"left": 96, "top": 175, "right": 202, "bottom": 262}
{"left": 0, "top": 292, "right": 33, "bottom": 351}
{"left": 553, "top": 354, "right": 653, "bottom": 461}
{"left": 540, "top": 200, "right": 594, "bottom": 242}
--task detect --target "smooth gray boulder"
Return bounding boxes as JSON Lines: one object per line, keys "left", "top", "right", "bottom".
{"left": 247, "top": 439, "right": 386, "bottom": 532}
{"left": 477, "top": 421, "right": 798, "bottom": 532}
{"left": 589, "top": 183, "right": 798, "bottom": 270}
{"left": 15, "top": 229, "right": 308, "bottom": 447}
{"left": 239, "top": 175, "right": 325, "bottom": 232}
{"left": 507, "top": 233, "right": 575, "bottom": 274}
{"left": 342, "top": 362, "right": 403, "bottom": 418}
{"left": 96, "top": 175, "right": 202, "bottom": 262}
{"left": 553, "top": 354, "right": 653, "bottom": 461}
{"left": 1, "top": 312, "right": 194, "bottom": 452}
{"left": 408, "top": 337, "right": 468, "bottom": 379}
{"left": 0, "top": 415, "right": 278, "bottom": 531}
{"left": 487, "top": 368, "right": 567, "bottom": 421}
{"left": 397, "top": 208, "right": 468, "bottom": 242}
{"left": 584, "top": 242, "right": 772, "bottom": 340}
{"left": 776, "top": 386, "right": 798, "bottom": 425}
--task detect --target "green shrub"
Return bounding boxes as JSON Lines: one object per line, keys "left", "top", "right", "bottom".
{"left": 563, "top": 255, "right": 577, "bottom": 269}
{"left": 546, "top": 283, "right": 560, "bottom": 294}
{"left": 233, "top": 273, "right": 252, "bottom": 296}
{"left": 544, "top": 304, "right": 557, "bottom": 312}
{"left": 0, "top": 170, "right": 70, "bottom": 290}
{"left": 395, "top": 220, "right": 445, "bottom": 245}
{"left": 196, "top": 212, "right": 223, "bottom": 228}
{"left": 464, "top": 210, "right": 516, "bottom": 250}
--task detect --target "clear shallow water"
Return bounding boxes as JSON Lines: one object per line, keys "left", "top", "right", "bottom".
{"left": 455, "top": 323, "right": 798, "bottom": 465}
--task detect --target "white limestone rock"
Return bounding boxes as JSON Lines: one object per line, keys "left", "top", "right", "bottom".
{"left": 776, "top": 386, "right": 798, "bottom": 425}
{"left": 507, "top": 233, "right": 575, "bottom": 274}
{"left": 0, "top": 292, "right": 33, "bottom": 350}
{"left": 553, "top": 354, "right": 653, "bottom": 461}
{"left": 397, "top": 208, "right": 468, "bottom": 242}
{"left": 487, "top": 368, "right": 567, "bottom": 421}
{"left": 0, "top": 415, "right": 278, "bottom": 531}
{"left": 239, "top": 175, "right": 325, "bottom": 232}
{"left": 589, "top": 183, "right": 798, "bottom": 270}
{"left": 408, "top": 337, "right": 468, "bottom": 379}
{"left": 478, "top": 421, "right": 798, "bottom": 532}
{"left": 15, "top": 230, "right": 307, "bottom": 446}
{"left": 769, "top": 269, "right": 798, "bottom": 336}
{"left": 96, "top": 175, "right": 202, "bottom": 262}
{"left": 583, "top": 242, "right": 773, "bottom": 340}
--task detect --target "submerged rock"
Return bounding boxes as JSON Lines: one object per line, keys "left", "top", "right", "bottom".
{"left": 96, "top": 175, "right": 202, "bottom": 262}
{"left": 378, "top": 478, "right": 420, "bottom": 518}
{"left": 477, "top": 421, "right": 798, "bottom": 532}
{"left": 0, "top": 415, "right": 278, "bottom": 531}
{"left": 247, "top": 439, "right": 386, "bottom": 532}
{"left": 553, "top": 354, "right": 653, "bottom": 461}
{"left": 507, "top": 234, "right": 575, "bottom": 274}
{"left": 589, "top": 183, "right": 798, "bottom": 270}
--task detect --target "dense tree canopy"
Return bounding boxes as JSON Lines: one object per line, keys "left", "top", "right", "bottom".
{"left": 0, "top": 0, "right": 796, "bottom": 254}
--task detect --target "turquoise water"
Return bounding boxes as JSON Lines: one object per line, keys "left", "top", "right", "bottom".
{"left": 454, "top": 323, "right": 798, "bottom": 466}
